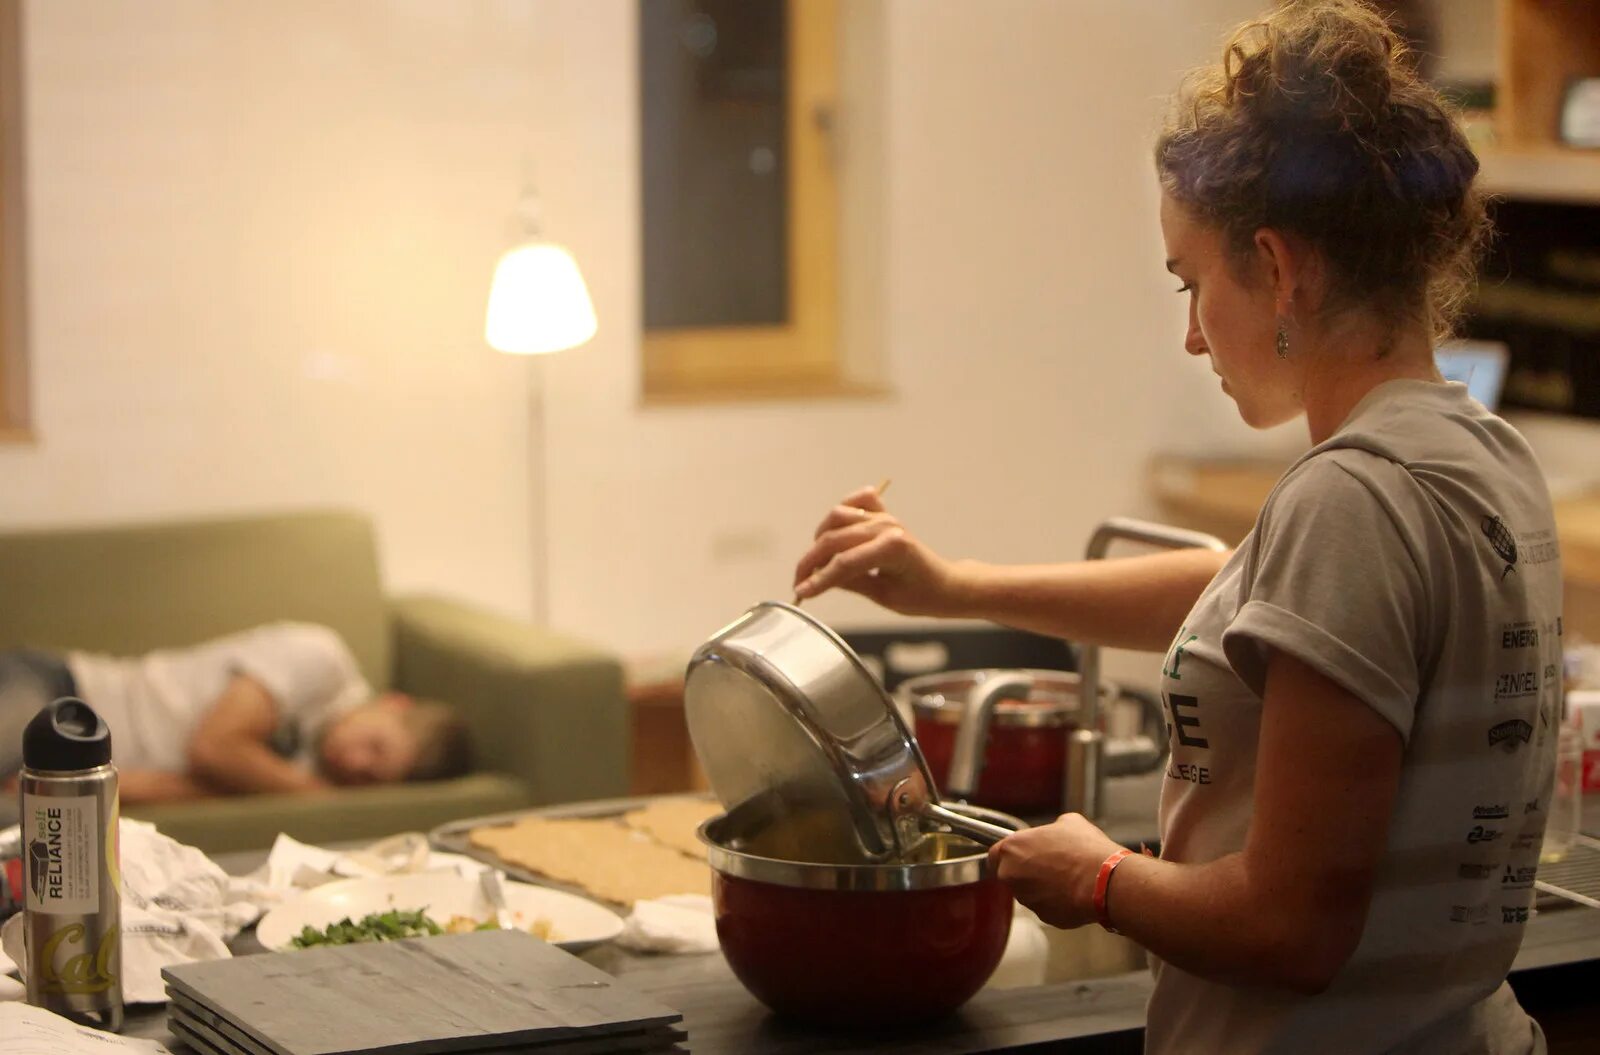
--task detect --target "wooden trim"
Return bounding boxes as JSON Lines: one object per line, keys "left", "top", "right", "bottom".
{"left": 641, "top": 0, "right": 840, "bottom": 400}
{"left": 1497, "top": 0, "right": 1600, "bottom": 149}
{"left": 1148, "top": 455, "right": 1600, "bottom": 591}
{"left": 0, "top": 0, "right": 28, "bottom": 432}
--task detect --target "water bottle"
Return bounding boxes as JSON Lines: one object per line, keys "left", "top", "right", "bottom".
{"left": 19, "top": 697, "right": 123, "bottom": 1031}
{"left": 1540, "top": 709, "right": 1583, "bottom": 865}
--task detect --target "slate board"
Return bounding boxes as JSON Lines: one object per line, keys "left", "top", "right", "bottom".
{"left": 161, "top": 930, "right": 684, "bottom": 1055}
{"left": 168, "top": 997, "right": 688, "bottom": 1055}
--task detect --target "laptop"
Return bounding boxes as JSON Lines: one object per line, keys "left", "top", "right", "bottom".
{"left": 1435, "top": 339, "right": 1509, "bottom": 410}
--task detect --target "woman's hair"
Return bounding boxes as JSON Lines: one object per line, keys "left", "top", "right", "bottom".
{"left": 1155, "top": 0, "right": 1491, "bottom": 344}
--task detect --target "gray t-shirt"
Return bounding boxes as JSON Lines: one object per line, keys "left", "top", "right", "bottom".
{"left": 1148, "top": 380, "right": 1560, "bottom": 1055}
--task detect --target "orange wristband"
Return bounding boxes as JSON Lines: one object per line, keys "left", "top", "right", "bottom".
{"left": 1094, "top": 849, "right": 1135, "bottom": 933}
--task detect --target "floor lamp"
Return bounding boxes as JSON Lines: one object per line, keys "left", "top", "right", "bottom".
{"left": 484, "top": 195, "right": 597, "bottom": 626}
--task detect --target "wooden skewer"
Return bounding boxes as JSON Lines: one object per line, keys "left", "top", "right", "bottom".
{"left": 792, "top": 478, "right": 893, "bottom": 606}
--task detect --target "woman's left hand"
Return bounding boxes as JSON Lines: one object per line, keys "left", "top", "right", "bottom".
{"left": 986, "top": 813, "right": 1125, "bottom": 929}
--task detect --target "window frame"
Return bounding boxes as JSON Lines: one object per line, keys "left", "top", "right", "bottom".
{"left": 0, "top": 0, "right": 30, "bottom": 441}
{"left": 640, "top": 0, "right": 846, "bottom": 404}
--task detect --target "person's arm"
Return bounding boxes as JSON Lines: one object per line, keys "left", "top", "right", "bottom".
{"left": 792, "top": 485, "right": 1228, "bottom": 651}
{"left": 950, "top": 549, "right": 1230, "bottom": 652}
{"left": 989, "top": 651, "right": 1403, "bottom": 994}
{"left": 186, "top": 675, "right": 332, "bottom": 795}
{"left": 116, "top": 769, "right": 217, "bottom": 804}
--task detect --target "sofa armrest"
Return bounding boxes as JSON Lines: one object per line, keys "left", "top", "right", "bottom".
{"left": 388, "top": 594, "right": 629, "bottom": 806}
{"left": 124, "top": 774, "right": 531, "bottom": 856}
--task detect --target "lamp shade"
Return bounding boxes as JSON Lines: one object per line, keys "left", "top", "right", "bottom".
{"left": 484, "top": 240, "right": 598, "bottom": 355}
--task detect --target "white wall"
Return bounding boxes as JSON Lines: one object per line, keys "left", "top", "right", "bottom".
{"left": 536, "top": 0, "right": 1267, "bottom": 664}
{"left": 0, "top": 0, "right": 544, "bottom": 618}
{"left": 16, "top": 1, "right": 1573, "bottom": 681}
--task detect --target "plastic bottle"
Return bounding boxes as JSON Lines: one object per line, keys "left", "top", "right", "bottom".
{"left": 1539, "top": 709, "right": 1583, "bottom": 865}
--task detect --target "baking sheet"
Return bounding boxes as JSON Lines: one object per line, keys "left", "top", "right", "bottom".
{"left": 427, "top": 794, "right": 719, "bottom": 909}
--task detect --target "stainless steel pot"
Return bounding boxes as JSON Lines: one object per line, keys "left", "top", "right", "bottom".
{"left": 684, "top": 602, "right": 1014, "bottom": 864}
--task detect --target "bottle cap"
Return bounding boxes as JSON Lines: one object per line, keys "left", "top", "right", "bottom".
{"left": 22, "top": 697, "right": 112, "bottom": 772}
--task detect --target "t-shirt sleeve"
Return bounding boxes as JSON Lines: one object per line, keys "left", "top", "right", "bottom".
{"left": 228, "top": 624, "right": 370, "bottom": 740}
{"left": 1220, "top": 453, "right": 1432, "bottom": 743}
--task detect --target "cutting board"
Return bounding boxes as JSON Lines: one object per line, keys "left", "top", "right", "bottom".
{"left": 161, "top": 930, "right": 684, "bottom": 1055}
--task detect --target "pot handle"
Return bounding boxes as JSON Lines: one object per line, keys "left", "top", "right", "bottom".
{"left": 946, "top": 671, "right": 1038, "bottom": 801}
{"left": 1108, "top": 685, "right": 1169, "bottom": 776}
{"left": 921, "top": 802, "right": 1016, "bottom": 847}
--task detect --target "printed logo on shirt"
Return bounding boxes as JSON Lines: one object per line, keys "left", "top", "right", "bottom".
{"left": 1466, "top": 825, "right": 1502, "bottom": 845}
{"left": 1163, "top": 693, "right": 1210, "bottom": 750}
{"left": 1473, "top": 804, "right": 1510, "bottom": 820}
{"left": 1450, "top": 904, "right": 1489, "bottom": 925}
{"left": 1501, "top": 865, "right": 1538, "bottom": 890}
{"left": 1162, "top": 627, "right": 1200, "bottom": 681}
{"left": 1165, "top": 762, "right": 1211, "bottom": 785}
{"left": 1481, "top": 514, "right": 1518, "bottom": 580}
{"left": 1501, "top": 622, "right": 1540, "bottom": 650}
{"left": 1502, "top": 906, "right": 1531, "bottom": 925}
{"left": 1487, "top": 719, "right": 1533, "bottom": 752}
{"left": 1494, "top": 671, "right": 1539, "bottom": 700}
{"left": 1516, "top": 528, "right": 1560, "bottom": 567}
{"left": 1458, "top": 863, "right": 1496, "bottom": 881}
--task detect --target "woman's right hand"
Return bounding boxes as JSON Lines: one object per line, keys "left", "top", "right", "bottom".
{"left": 791, "top": 485, "right": 968, "bottom": 617}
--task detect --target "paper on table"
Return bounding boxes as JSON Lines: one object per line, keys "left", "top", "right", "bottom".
{"left": 2, "top": 819, "right": 261, "bottom": 1004}
{"left": 0, "top": 1003, "right": 175, "bottom": 1054}
{"left": 252, "top": 831, "right": 491, "bottom": 891}
{"left": 615, "top": 894, "right": 719, "bottom": 954}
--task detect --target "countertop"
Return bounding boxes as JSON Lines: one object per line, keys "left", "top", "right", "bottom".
{"left": 119, "top": 776, "right": 1600, "bottom": 1053}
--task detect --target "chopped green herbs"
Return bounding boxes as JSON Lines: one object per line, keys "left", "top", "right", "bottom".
{"left": 289, "top": 909, "right": 445, "bottom": 948}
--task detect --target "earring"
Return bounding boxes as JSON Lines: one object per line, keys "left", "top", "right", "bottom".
{"left": 1275, "top": 318, "right": 1289, "bottom": 360}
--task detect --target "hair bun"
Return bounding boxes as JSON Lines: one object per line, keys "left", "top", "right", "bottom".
{"left": 1226, "top": 1, "right": 1404, "bottom": 137}
{"left": 1155, "top": 0, "right": 1491, "bottom": 343}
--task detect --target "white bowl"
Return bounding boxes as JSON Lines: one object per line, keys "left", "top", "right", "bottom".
{"left": 255, "top": 870, "right": 624, "bottom": 953}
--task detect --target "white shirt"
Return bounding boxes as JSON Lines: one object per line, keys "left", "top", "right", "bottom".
{"left": 1149, "top": 381, "right": 1558, "bottom": 1054}
{"left": 66, "top": 623, "right": 370, "bottom": 773}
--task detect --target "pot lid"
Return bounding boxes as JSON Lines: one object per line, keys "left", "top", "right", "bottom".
{"left": 684, "top": 603, "right": 1013, "bottom": 863}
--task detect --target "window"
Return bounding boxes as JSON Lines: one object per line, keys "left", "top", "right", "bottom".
{"left": 0, "top": 0, "right": 27, "bottom": 439}
{"left": 639, "top": 0, "right": 845, "bottom": 401}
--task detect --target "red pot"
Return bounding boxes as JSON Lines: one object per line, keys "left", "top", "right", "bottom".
{"left": 699, "top": 810, "right": 1018, "bottom": 1027}
{"left": 904, "top": 670, "right": 1087, "bottom": 817}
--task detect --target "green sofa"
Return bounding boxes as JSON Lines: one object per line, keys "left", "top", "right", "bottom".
{"left": 0, "top": 509, "right": 629, "bottom": 853}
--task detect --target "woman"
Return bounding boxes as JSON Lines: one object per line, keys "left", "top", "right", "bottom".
{"left": 791, "top": 2, "right": 1560, "bottom": 1052}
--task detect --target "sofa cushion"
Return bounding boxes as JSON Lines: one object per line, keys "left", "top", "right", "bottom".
{"left": 123, "top": 772, "right": 532, "bottom": 855}
{"left": 0, "top": 509, "right": 391, "bottom": 688}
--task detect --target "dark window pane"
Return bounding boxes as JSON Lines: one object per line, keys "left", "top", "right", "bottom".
{"left": 641, "top": 0, "right": 788, "bottom": 329}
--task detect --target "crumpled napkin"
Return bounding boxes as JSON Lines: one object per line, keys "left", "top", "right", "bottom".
{"left": 1, "top": 819, "right": 264, "bottom": 1004}
{"left": 615, "top": 894, "right": 718, "bottom": 954}
{"left": 0, "top": 824, "right": 494, "bottom": 1004}
{"left": 249, "top": 831, "right": 491, "bottom": 892}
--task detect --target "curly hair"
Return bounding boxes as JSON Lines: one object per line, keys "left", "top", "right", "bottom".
{"left": 1155, "top": 0, "right": 1491, "bottom": 345}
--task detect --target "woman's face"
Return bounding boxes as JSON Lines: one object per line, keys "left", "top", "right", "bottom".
{"left": 1159, "top": 193, "right": 1301, "bottom": 429}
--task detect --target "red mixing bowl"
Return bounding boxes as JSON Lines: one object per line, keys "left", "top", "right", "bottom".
{"left": 698, "top": 807, "right": 1020, "bottom": 1026}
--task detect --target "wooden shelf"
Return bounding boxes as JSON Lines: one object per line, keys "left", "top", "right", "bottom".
{"left": 1479, "top": 146, "right": 1600, "bottom": 205}
{"left": 1148, "top": 455, "right": 1600, "bottom": 591}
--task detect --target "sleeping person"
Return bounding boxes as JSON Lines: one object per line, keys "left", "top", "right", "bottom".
{"left": 0, "top": 622, "right": 470, "bottom": 805}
